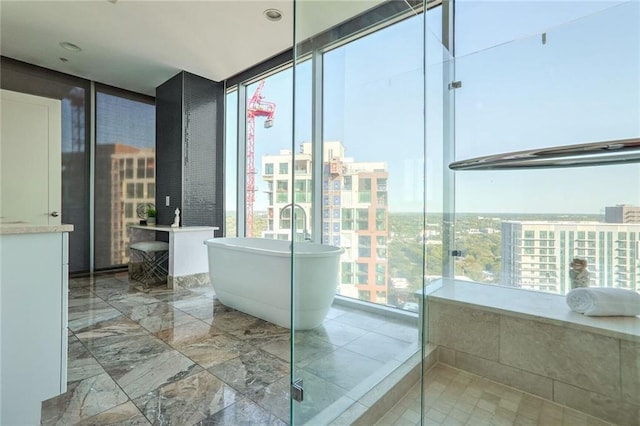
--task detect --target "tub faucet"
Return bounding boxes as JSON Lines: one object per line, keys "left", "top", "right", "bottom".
{"left": 280, "top": 203, "right": 311, "bottom": 241}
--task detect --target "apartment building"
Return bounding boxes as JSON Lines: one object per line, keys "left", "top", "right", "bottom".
{"left": 605, "top": 204, "right": 640, "bottom": 223}
{"left": 262, "top": 141, "right": 390, "bottom": 303}
{"left": 502, "top": 220, "right": 640, "bottom": 293}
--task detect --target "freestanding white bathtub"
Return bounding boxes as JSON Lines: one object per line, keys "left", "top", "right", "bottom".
{"left": 205, "top": 237, "right": 344, "bottom": 330}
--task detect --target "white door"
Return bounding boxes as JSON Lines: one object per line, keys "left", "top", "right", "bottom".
{"left": 1, "top": 89, "right": 61, "bottom": 225}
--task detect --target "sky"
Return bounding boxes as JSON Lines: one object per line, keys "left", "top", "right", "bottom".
{"left": 228, "top": 0, "right": 639, "bottom": 215}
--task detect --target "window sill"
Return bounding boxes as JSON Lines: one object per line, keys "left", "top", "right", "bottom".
{"left": 426, "top": 279, "right": 640, "bottom": 342}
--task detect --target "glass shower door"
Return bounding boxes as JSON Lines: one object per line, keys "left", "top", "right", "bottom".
{"left": 292, "top": 1, "right": 426, "bottom": 423}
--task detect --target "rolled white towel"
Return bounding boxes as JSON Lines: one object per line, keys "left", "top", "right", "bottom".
{"left": 566, "top": 287, "right": 640, "bottom": 316}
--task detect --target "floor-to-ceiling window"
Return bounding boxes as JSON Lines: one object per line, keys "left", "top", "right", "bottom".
{"left": 225, "top": 89, "right": 238, "bottom": 236}
{"left": 94, "top": 85, "right": 155, "bottom": 269}
{"left": 227, "top": 6, "right": 428, "bottom": 309}
{"left": 322, "top": 14, "right": 425, "bottom": 307}
{"left": 240, "top": 63, "right": 312, "bottom": 240}
{"left": 1, "top": 59, "right": 157, "bottom": 273}
{"left": 244, "top": 73, "right": 290, "bottom": 238}
{"left": 452, "top": 1, "right": 640, "bottom": 294}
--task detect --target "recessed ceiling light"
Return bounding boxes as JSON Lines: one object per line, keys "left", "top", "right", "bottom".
{"left": 59, "top": 41, "right": 82, "bottom": 52}
{"left": 59, "top": 58, "right": 69, "bottom": 63}
{"left": 264, "top": 8, "right": 282, "bottom": 22}
{"left": 107, "top": 0, "right": 118, "bottom": 3}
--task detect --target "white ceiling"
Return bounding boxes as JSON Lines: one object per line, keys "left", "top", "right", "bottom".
{"left": 1, "top": 0, "right": 383, "bottom": 96}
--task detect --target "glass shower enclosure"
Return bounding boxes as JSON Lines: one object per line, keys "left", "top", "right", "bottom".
{"left": 289, "top": 0, "right": 639, "bottom": 424}
{"left": 291, "top": 0, "right": 426, "bottom": 424}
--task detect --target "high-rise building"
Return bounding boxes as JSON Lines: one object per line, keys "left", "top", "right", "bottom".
{"left": 605, "top": 204, "right": 640, "bottom": 223}
{"left": 502, "top": 220, "right": 640, "bottom": 293}
{"left": 262, "top": 141, "right": 389, "bottom": 304}
{"left": 95, "top": 144, "right": 155, "bottom": 266}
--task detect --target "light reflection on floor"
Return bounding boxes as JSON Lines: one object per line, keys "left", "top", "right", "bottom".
{"left": 41, "top": 272, "right": 419, "bottom": 425}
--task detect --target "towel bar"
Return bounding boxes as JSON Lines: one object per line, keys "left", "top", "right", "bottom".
{"left": 449, "top": 137, "right": 640, "bottom": 171}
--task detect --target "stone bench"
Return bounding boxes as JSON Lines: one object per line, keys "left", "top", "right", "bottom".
{"left": 425, "top": 280, "right": 640, "bottom": 426}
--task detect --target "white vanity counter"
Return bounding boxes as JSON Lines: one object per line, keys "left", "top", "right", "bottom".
{"left": 129, "top": 224, "right": 218, "bottom": 288}
{"left": 0, "top": 224, "right": 72, "bottom": 425}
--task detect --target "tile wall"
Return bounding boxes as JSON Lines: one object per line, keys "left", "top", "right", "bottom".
{"left": 427, "top": 299, "right": 640, "bottom": 426}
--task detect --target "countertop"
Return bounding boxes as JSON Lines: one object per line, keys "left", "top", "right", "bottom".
{"left": 0, "top": 223, "right": 74, "bottom": 235}
{"left": 129, "top": 224, "right": 219, "bottom": 233}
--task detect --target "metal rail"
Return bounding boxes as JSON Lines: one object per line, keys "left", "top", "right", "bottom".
{"left": 449, "top": 138, "right": 640, "bottom": 171}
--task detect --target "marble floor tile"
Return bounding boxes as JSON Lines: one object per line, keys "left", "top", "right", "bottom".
{"left": 68, "top": 298, "right": 112, "bottom": 315}
{"left": 258, "top": 336, "right": 291, "bottom": 362}
{"left": 69, "top": 276, "right": 95, "bottom": 288}
{"left": 251, "top": 375, "right": 290, "bottom": 422}
{"left": 68, "top": 307, "right": 124, "bottom": 333}
{"left": 155, "top": 319, "right": 225, "bottom": 347}
{"left": 260, "top": 331, "right": 339, "bottom": 364}
{"left": 291, "top": 369, "right": 350, "bottom": 424}
{"left": 189, "top": 286, "right": 216, "bottom": 299}
{"left": 136, "top": 307, "right": 199, "bottom": 334}
{"left": 41, "top": 372, "right": 129, "bottom": 425}
{"left": 201, "top": 309, "right": 267, "bottom": 333}
{"left": 70, "top": 274, "right": 123, "bottom": 288}
{"left": 68, "top": 295, "right": 105, "bottom": 312}
{"left": 108, "top": 294, "right": 168, "bottom": 315}
{"left": 169, "top": 296, "right": 221, "bottom": 319}
{"left": 300, "top": 347, "right": 385, "bottom": 391}
{"left": 53, "top": 272, "right": 431, "bottom": 426}
{"left": 67, "top": 334, "right": 106, "bottom": 383}
{"left": 333, "top": 310, "right": 387, "bottom": 331}
{"left": 67, "top": 286, "right": 95, "bottom": 300}
{"left": 92, "top": 283, "right": 141, "bottom": 302}
{"left": 325, "top": 305, "right": 351, "bottom": 320}
{"left": 176, "top": 332, "right": 252, "bottom": 369}
{"left": 197, "top": 397, "right": 287, "bottom": 426}
{"left": 294, "top": 332, "right": 338, "bottom": 364}
{"left": 74, "top": 401, "right": 151, "bottom": 426}
{"left": 133, "top": 370, "right": 239, "bottom": 425}
{"left": 149, "top": 288, "right": 203, "bottom": 303}
{"left": 74, "top": 316, "right": 150, "bottom": 352}
{"left": 208, "top": 350, "right": 290, "bottom": 401}
{"left": 82, "top": 332, "right": 175, "bottom": 379}
{"left": 115, "top": 299, "right": 180, "bottom": 322}
{"left": 225, "top": 317, "right": 290, "bottom": 344}
{"left": 109, "top": 349, "right": 202, "bottom": 400}
{"left": 343, "top": 331, "right": 417, "bottom": 363}
{"left": 307, "top": 318, "right": 369, "bottom": 347}
{"left": 375, "top": 317, "right": 421, "bottom": 343}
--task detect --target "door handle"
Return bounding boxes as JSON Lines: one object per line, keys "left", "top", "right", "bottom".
{"left": 51, "top": 211, "right": 59, "bottom": 217}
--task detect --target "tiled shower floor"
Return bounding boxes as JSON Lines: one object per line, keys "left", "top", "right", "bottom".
{"left": 41, "top": 272, "right": 419, "bottom": 425}
{"left": 376, "top": 364, "right": 615, "bottom": 426}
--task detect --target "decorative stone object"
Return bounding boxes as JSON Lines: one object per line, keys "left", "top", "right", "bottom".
{"left": 171, "top": 208, "right": 180, "bottom": 228}
{"left": 569, "top": 258, "right": 589, "bottom": 289}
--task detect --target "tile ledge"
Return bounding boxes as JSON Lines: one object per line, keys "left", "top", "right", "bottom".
{"left": 427, "top": 280, "right": 640, "bottom": 342}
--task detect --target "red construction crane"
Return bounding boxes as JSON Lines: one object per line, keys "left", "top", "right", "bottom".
{"left": 246, "top": 80, "right": 276, "bottom": 237}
